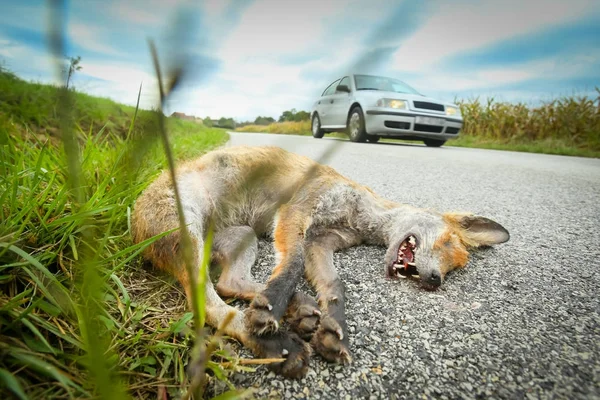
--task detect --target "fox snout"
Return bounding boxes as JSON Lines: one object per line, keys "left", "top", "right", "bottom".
{"left": 420, "top": 270, "right": 442, "bottom": 289}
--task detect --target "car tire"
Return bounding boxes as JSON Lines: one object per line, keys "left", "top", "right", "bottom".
{"left": 367, "top": 135, "right": 380, "bottom": 143}
{"left": 311, "top": 114, "right": 325, "bottom": 138}
{"left": 423, "top": 139, "right": 446, "bottom": 147}
{"left": 347, "top": 107, "right": 367, "bottom": 142}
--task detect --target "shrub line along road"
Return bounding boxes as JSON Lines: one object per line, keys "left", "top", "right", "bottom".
{"left": 217, "top": 132, "right": 600, "bottom": 399}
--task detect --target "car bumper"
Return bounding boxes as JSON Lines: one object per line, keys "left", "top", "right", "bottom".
{"left": 364, "top": 109, "right": 463, "bottom": 139}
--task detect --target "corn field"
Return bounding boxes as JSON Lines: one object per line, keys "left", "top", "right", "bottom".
{"left": 456, "top": 89, "right": 600, "bottom": 151}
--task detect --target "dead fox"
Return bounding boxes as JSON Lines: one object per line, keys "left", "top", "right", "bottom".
{"left": 131, "top": 145, "right": 509, "bottom": 378}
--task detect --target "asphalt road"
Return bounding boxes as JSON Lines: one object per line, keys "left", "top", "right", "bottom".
{"left": 212, "top": 132, "right": 600, "bottom": 400}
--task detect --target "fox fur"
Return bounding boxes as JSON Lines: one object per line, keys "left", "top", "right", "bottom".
{"left": 131, "top": 145, "right": 510, "bottom": 378}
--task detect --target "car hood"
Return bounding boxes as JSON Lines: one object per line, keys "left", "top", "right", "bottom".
{"left": 356, "top": 90, "right": 458, "bottom": 107}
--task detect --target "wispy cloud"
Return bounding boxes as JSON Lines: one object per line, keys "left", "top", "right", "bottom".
{"left": 390, "top": 0, "right": 598, "bottom": 73}
{"left": 68, "top": 23, "right": 123, "bottom": 57}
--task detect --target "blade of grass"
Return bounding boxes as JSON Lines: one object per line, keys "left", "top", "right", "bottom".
{"left": 0, "top": 368, "right": 29, "bottom": 400}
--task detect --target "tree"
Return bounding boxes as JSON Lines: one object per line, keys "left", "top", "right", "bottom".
{"left": 254, "top": 116, "right": 275, "bottom": 125}
{"left": 218, "top": 117, "right": 236, "bottom": 129}
{"left": 278, "top": 108, "right": 310, "bottom": 122}
{"left": 65, "top": 55, "right": 82, "bottom": 90}
{"left": 295, "top": 110, "right": 310, "bottom": 121}
{"left": 203, "top": 117, "right": 213, "bottom": 127}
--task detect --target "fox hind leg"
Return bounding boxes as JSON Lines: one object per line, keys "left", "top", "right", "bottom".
{"left": 305, "top": 242, "right": 352, "bottom": 364}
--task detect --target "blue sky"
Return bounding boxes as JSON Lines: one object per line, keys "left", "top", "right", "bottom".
{"left": 1, "top": 0, "right": 599, "bottom": 121}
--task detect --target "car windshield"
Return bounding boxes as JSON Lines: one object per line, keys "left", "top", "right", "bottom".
{"left": 354, "top": 74, "right": 421, "bottom": 95}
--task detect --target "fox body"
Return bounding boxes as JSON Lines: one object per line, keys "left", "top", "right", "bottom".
{"left": 131, "top": 145, "right": 509, "bottom": 378}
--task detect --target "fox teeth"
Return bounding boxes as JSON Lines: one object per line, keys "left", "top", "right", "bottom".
{"left": 408, "top": 236, "right": 416, "bottom": 246}
{"left": 411, "top": 274, "right": 419, "bottom": 278}
{"left": 396, "top": 272, "right": 407, "bottom": 279}
{"left": 407, "top": 262, "right": 416, "bottom": 267}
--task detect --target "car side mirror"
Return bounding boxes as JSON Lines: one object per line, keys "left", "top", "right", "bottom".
{"left": 337, "top": 84, "right": 350, "bottom": 93}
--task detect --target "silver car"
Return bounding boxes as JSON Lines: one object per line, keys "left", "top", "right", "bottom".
{"left": 310, "top": 74, "right": 463, "bottom": 147}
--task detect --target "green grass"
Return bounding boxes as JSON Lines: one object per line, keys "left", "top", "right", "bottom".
{"left": 446, "top": 136, "right": 600, "bottom": 158}
{"left": 0, "top": 69, "right": 251, "bottom": 399}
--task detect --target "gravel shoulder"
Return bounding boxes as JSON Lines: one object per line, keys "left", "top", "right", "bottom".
{"left": 210, "top": 133, "right": 600, "bottom": 399}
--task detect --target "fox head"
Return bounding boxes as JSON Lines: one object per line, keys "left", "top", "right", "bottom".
{"left": 384, "top": 210, "right": 510, "bottom": 289}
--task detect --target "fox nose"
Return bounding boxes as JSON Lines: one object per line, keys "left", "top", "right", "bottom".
{"left": 424, "top": 271, "right": 442, "bottom": 287}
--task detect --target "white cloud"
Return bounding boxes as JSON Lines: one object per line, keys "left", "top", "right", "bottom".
{"left": 68, "top": 23, "right": 123, "bottom": 56}
{"left": 397, "top": 50, "right": 600, "bottom": 101}
{"left": 0, "top": 35, "right": 62, "bottom": 83}
{"left": 390, "top": 0, "right": 600, "bottom": 73}
{"left": 81, "top": 62, "right": 154, "bottom": 85}
{"left": 192, "top": 0, "right": 397, "bottom": 120}
{"left": 111, "top": 3, "right": 164, "bottom": 25}
{"left": 0, "top": 38, "right": 26, "bottom": 59}
{"left": 76, "top": 61, "right": 160, "bottom": 108}
{"left": 203, "top": 0, "right": 233, "bottom": 19}
{"left": 163, "top": 53, "right": 342, "bottom": 120}
{"left": 216, "top": 0, "right": 390, "bottom": 64}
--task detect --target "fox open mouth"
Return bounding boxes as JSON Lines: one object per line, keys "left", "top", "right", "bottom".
{"left": 389, "top": 235, "right": 418, "bottom": 279}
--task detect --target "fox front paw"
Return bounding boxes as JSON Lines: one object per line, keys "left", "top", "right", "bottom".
{"left": 246, "top": 294, "right": 280, "bottom": 336}
{"left": 310, "top": 316, "right": 352, "bottom": 364}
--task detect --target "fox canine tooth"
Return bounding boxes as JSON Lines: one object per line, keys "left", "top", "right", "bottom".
{"left": 396, "top": 272, "right": 407, "bottom": 279}
{"left": 411, "top": 274, "right": 419, "bottom": 278}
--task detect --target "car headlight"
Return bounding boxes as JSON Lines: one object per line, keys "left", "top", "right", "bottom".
{"left": 446, "top": 106, "right": 459, "bottom": 116}
{"left": 376, "top": 98, "right": 407, "bottom": 109}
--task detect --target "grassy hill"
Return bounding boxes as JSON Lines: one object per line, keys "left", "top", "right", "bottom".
{"left": 0, "top": 69, "right": 238, "bottom": 399}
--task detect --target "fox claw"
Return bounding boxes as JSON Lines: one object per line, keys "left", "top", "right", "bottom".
{"left": 246, "top": 294, "right": 280, "bottom": 336}
{"left": 248, "top": 332, "right": 312, "bottom": 378}
{"left": 311, "top": 316, "right": 352, "bottom": 364}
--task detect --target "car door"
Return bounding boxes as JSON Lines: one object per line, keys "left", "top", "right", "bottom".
{"left": 329, "top": 76, "right": 353, "bottom": 127}
{"left": 316, "top": 78, "right": 341, "bottom": 127}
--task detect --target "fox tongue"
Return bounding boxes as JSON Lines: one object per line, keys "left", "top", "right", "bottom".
{"left": 400, "top": 247, "right": 414, "bottom": 268}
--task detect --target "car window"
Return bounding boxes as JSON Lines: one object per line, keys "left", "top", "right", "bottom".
{"left": 354, "top": 74, "right": 421, "bottom": 95}
{"left": 322, "top": 79, "right": 341, "bottom": 96}
{"left": 335, "top": 76, "right": 350, "bottom": 93}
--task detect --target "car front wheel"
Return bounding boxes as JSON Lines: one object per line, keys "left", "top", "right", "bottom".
{"left": 311, "top": 114, "right": 325, "bottom": 138}
{"left": 347, "top": 107, "right": 367, "bottom": 142}
{"left": 423, "top": 139, "right": 446, "bottom": 147}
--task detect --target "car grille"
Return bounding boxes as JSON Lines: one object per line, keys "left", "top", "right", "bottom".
{"left": 414, "top": 124, "right": 444, "bottom": 133}
{"left": 384, "top": 121, "right": 410, "bottom": 129}
{"left": 445, "top": 127, "right": 460, "bottom": 134}
{"left": 413, "top": 101, "right": 445, "bottom": 112}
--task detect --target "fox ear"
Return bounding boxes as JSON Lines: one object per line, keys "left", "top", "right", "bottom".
{"left": 444, "top": 213, "right": 510, "bottom": 247}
